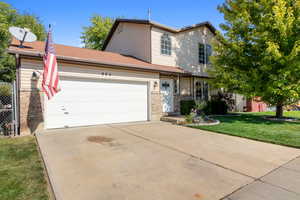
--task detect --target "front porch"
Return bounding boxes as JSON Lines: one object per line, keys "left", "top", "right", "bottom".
{"left": 159, "top": 74, "right": 214, "bottom": 115}
{"left": 159, "top": 74, "right": 246, "bottom": 116}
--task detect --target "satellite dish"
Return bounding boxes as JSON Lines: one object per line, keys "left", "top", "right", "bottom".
{"left": 9, "top": 26, "right": 37, "bottom": 48}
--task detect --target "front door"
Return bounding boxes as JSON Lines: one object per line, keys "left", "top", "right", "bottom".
{"left": 160, "top": 79, "right": 174, "bottom": 113}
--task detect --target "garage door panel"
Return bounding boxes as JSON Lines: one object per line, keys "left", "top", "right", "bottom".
{"left": 45, "top": 79, "right": 148, "bottom": 129}
{"left": 51, "top": 93, "right": 146, "bottom": 102}
{"left": 61, "top": 99, "right": 147, "bottom": 112}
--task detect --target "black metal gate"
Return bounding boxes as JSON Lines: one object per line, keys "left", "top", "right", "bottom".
{"left": 0, "top": 82, "right": 17, "bottom": 136}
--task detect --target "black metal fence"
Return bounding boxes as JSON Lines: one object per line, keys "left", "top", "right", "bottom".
{"left": 0, "top": 82, "right": 17, "bottom": 136}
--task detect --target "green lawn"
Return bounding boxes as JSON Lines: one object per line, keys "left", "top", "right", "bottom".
{"left": 249, "top": 111, "right": 300, "bottom": 119}
{"left": 0, "top": 136, "right": 49, "bottom": 200}
{"left": 192, "top": 111, "right": 300, "bottom": 148}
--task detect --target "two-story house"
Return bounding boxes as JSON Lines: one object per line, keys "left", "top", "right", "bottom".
{"left": 103, "top": 19, "right": 216, "bottom": 113}
{"left": 8, "top": 18, "right": 238, "bottom": 135}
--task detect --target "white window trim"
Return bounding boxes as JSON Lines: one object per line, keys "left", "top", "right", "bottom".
{"left": 161, "top": 33, "right": 172, "bottom": 56}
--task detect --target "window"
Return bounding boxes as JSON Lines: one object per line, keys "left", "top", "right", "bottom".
{"left": 195, "top": 80, "right": 209, "bottom": 101}
{"left": 195, "top": 81, "right": 203, "bottom": 100}
{"left": 199, "top": 43, "right": 212, "bottom": 64}
{"left": 203, "top": 82, "right": 209, "bottom": 101}
{"left": 161, "top": 33, "right": 172, "bottom": 55}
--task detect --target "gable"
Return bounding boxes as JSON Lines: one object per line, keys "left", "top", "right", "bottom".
{"left": 105, "top": 22, "right": 151, "bottom": 62}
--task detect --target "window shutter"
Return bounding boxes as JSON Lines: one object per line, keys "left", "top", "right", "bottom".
{"left": 206, "top": 45, "right": 212, "bottom": 64}
{"left": 199, "top": 43, "right": 205, "bottom": 64}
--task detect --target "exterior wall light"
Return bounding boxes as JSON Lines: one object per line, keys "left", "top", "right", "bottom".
{"left": 31, "top": 71, "right": 41, "bottom": 81}
{"left": 153, "top": 81, "right": 158, "bottom": 89}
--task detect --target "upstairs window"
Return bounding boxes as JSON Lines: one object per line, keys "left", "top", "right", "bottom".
{"left": 161, "top": 33, "right": 172, "bottom": 55}
{"left": 199, "top": 44, "right": 205, "bottom": 64}
{"left": 199, "top": 43, "right": 212, "bottom": 64}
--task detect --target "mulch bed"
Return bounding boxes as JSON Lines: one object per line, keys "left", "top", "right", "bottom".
{"left": 263, "top": 116, "right": 300, "bottom": 122}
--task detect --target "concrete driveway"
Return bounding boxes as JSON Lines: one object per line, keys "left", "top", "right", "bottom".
{"left": 37, "top": 122, "right": 300, "bottom": 200}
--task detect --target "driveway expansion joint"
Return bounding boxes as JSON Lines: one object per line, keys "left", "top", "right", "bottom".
{"left": 221, "top": 151, "right": 300, "bottom": 199}
{"left": 259, "top": 155, "right": 300, "bottom": 180}
{"left": 258, "top": 179, "right": 300, "bottom": 195}
{"left": 109, "top": 125, "right": 256, "bottom": 180}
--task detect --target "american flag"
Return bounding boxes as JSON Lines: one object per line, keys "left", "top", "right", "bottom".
{"left": 42, "top": 28, "right": 60, "bottom": 100}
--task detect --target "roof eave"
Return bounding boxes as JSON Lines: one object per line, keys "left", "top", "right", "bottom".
{"left": 179, "top": 21, "right": 216, "bottom": 35}
{"left": 102, "top": 20, "right": 121, "bottom": 50}
{"left": 8, "top": 49, "right": 185, "bottom": 75}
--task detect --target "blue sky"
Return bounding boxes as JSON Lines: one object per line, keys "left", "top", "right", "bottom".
{"left": 5, "top": 0, "right": 225, "bottom": 47}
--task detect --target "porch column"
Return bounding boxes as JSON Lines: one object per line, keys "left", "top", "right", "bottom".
{"left": 177, "top": 75, "right": 180, "bottom": 95}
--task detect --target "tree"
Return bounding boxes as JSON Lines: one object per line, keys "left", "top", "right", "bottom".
{"left": 210, "top": 0, "right": 300, "bottom": 118}
{"left": 81, "top": 15, "right": 114, "bottom": 50}
{"left": 0, "top": 2, "right": 46, "bottom": 82}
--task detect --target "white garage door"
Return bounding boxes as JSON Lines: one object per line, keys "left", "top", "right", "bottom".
{"left": 45, "top": 78, "right": 148, "bottom": 129}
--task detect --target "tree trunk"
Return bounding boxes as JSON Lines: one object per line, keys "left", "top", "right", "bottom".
{"left": 276, "top": 104, "right": 283, "bottom": 118}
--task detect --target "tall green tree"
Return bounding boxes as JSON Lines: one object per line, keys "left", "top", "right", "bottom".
{"left": 210, "top": 0, "right": 300, "bottom": 118}
{"left": 0, "top": 2, "right": 46, "bottom": 82}
{"left": 81, "top": 15, "right": 114, "bottom": 50}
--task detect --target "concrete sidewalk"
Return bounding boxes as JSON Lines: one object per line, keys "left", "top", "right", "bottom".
{"left": 37, "top": 122, "right": 300, "bottom": 200}
{"left": 225, "top": 157, "right": 300, "bottom": 200}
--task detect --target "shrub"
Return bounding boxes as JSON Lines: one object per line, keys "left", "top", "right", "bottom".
{"left": 185, "top": 114, "right": 193, "bottom": 123}
{"left": 204, "top": 99, "right": 228, "bottom": 115}
{"left": 202, "top": 92, "right": 231, "bottom": 115}
{"left": 195, "top": 100, "right": 207, "bottom": 111}
{"left": 0, "top": 84, "right": 11, "bottom": 97}
{"left": 180, "top": 100, "right": 195, "bottom": 115}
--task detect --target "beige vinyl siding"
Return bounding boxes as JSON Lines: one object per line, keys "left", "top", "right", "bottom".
{"left": 20, "top": 59, "right": 160, "bottom": 92}
{"left": 151, "top": 27, "right": 177, "bottom": 66}
{"left": 105, "top": 22, "right": 151, "bottom": 62}
{"left": 150, "top": 26, "right": 215, "bottom": 77}
{"left": 176, "top": 27, "right": 214, "bottom": 77}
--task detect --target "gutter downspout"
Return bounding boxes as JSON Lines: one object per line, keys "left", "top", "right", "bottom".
{"left": 150, "top": 25, "right": 152, "bottom": 64}
{"left": 15, "top": 54, "right": 21, "bottom": 135}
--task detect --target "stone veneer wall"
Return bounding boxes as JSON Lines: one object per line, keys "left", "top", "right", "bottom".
{"left": 151, "top": 91, "right": 162, "bottom": 120}
{"left": 20, "top": 82, "right": 44, "bottom": 135}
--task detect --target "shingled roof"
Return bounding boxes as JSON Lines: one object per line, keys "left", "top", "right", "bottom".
{"left": 8, "top": 38, "right": 185, "bottom": 74}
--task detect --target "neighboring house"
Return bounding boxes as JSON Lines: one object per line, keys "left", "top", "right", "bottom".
{"left": 246, "top": 98, "right": 267, "bottom": 112}
{"left": 8, "top": 18, "right": 245, "bottom": 135}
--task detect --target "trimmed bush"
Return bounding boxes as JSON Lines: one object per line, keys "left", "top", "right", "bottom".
{"left": 204, "top": 99, "right": 228, "bottom": 115}
{"left": 180, "top": 100, "right": 195, "bottom": 115}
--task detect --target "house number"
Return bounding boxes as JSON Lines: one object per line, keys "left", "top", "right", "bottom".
{"left": 101, "top": 72, "right": 112, "bottom": 76}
